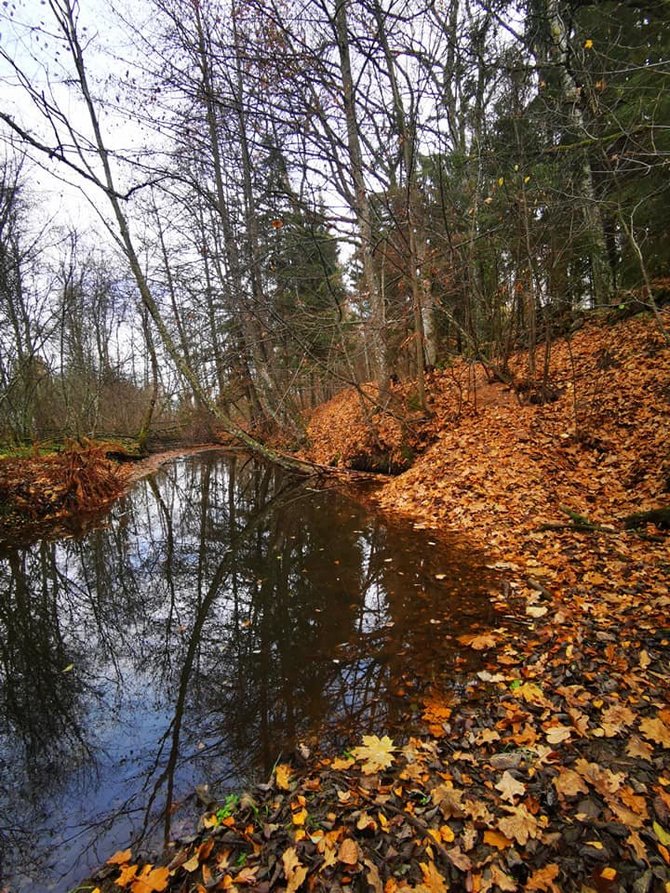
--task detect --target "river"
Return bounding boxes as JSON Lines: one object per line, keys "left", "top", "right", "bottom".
{"left": 0, "top": 450, "right": 496, "bottom": 892}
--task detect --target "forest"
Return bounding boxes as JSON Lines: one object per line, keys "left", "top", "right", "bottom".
{"left": 0, "top": 1, "right": 669, "bottom": 892}
{"left": 0, "top": 0, "right": 667, "bottom": 452}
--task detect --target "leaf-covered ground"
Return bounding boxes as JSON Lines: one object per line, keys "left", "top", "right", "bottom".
{"left": 83, "top": 311, "right": 670, "bottom": 892}
{"left": 0, "top": 440, "right": 130, "bottom": 542}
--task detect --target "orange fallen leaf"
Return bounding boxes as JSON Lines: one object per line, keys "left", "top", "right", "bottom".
{"left": 553, "top": 768, "right": 588, "bottom": 798}
{"left": 498, "top": 804, "right": 541, "bottom": 845}
{"left": 131, "top": 865, "right": 170, "bottom": 893}
{"left": 338, "top": 838, "right": 360, "bottom": 866}
{"left": 484, "top": 829, "right": 513, "bottom": 850}
{"left": 108, "top": 849, "right": 132, "bottom": 866}
{"left": 182, "top": 854, "right": 200, "bottom": 873}
{"left": 419, "top": 859, "right": 448, "bottom": 892}
{"left": 526, "top": 863, "right": 560, "bottom": 892}
{"left": 116, "top": 864, "right": 139, "bottom": 888}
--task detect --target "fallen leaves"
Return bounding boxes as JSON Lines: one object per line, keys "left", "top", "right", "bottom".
{"left": 640, "top": 715, "right": 670, "bottom": 748}
{"left": 498, "top": 804, "right": 543, "bottom": 846}
{"left": 553, "top": 768, "right": 588, "bottom": 799}
{"left": 351, "top": 734, "right": 396, "bottom": 774}
{"left": 275, "top": 763, "right": 294, "bottom": 790}
{"left": 282, "top": 846, "right": 308, "bottom": 893}
{"left": 80, "top": 310, "right": 670, "bottom": 893}
{"left": 494, "top": 771, "right": 526, "bottom": 803}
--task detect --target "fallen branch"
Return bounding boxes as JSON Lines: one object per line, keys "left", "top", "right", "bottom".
{"left": 622, "top": 507, "right": 670, "bottom": 530}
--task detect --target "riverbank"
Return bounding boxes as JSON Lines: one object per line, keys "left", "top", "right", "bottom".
{"left": 80, "top": 310, "right": 669, "bottom": 893}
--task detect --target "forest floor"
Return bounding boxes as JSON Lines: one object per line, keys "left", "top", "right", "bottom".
{"left": 2, "top": 310, "right": 668, "bottom": 892}
{"left": 82, "top": 309, "right": 670, "bottom": 893}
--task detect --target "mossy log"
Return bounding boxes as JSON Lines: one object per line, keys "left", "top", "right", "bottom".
{"left": 622, "top": 507, "right": 670, "bottom": 530}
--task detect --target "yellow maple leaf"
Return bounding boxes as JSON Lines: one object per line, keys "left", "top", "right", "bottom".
{"left": 584, "top": 38, "right": 594, "bottom": 49}
{"left": 515, "top": 682, "right": 552, "bottom": 708}
{"left": 351, "top": 734, "right": 396, "bottom": 774}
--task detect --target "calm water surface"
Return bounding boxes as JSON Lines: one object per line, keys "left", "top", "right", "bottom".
{"left": 0, "top": 451, "right": 496, "bottom": 892}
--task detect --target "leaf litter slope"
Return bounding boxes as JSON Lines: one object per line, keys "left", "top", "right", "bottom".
{"left": 90, "top": 311, "right": 669, "bottom": 891}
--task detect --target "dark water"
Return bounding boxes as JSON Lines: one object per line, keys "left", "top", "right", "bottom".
{"left": 0, "top": 451, "right": 496, "bottom": 892}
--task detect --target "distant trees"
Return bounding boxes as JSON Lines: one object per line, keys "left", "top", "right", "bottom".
{"left": 0, "top": 0, "right": 667, "bottom": 448}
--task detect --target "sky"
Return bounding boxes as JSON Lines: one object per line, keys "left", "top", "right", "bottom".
{"left": 0, "top": 0, "right": 160, "bottom": 237}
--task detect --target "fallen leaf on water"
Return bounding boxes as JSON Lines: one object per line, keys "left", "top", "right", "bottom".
{"left": 108, "top": 849, "right": 132, "bottom": 866}
{"left": 351, "top": 734, "right": 396, "bottom": 774}
{"left": 459, "top": 632, "right": 497, "bottom": 651}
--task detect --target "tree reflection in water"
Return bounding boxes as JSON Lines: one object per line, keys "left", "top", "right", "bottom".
{"left": 0, "top": 451, "right": 496, "bottom": 893}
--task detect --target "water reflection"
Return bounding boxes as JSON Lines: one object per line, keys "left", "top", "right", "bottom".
{"left": 0, "top": 451, "right": 496, "bottom": 892}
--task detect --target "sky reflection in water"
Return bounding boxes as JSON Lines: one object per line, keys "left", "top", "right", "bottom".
{"left": 0, "top": 451, "right": 496, "bottom": 892}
